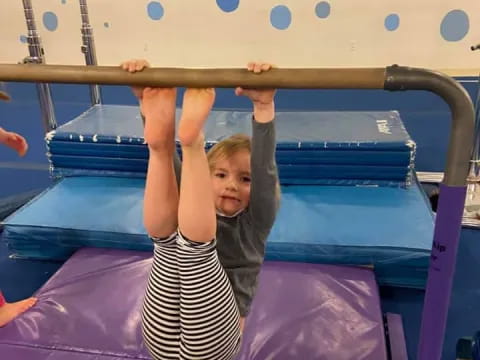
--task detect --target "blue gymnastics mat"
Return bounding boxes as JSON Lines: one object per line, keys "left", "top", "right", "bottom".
{"left": 46, "top": 105, "right": 415, "bottom": 186}
{"left": 2, "top": 176, "right": 433, "bottom": 288}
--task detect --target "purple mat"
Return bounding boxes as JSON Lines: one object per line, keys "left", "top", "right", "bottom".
{"left": 0, "top": 248, "right": 387, "bottom": 360}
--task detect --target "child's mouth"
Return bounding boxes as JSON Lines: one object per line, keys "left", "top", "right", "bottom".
{"left": 221, "top": 195, "right": 239, "bottom": 202}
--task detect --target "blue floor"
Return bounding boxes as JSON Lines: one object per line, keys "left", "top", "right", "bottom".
{"left": 1, "top": 222, "right": 479, "bottom": 359}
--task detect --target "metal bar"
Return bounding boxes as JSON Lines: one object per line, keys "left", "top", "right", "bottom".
{"left": 385, "top": 65, "right": 474, "bottom": 187}
{"left": 79, "top": 0, "right": 102, "bottom": 105}
{"left": 468, "top": 75, "right": 480, "bottom": 180}
{"left": 22, "top": 0, "right": 57, "bottom": 132}
{"left": 0, "top": 64, "right": 386, "bottom": 89}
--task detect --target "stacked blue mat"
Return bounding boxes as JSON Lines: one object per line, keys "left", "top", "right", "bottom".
{"left": 1, "top": 104, "right": 435, "bottom": 288}
{"left": 2, "top": 177, "right": 434, "bottom": 289}
{"left": 45, "top": 105, "right": 416, "bottom": 187}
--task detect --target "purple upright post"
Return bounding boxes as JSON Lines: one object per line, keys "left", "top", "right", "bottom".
{"left": 384, "top": 65, "right": 474, "bottom": 359}
{"left": 417, "top": 184, "right": 467, "bottom": 360}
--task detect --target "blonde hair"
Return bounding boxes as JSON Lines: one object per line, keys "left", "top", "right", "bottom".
{"left": 207, "top": 133, "right": 281, "bottom": 202}
{"left": 207, "top": 134, "right": 251, "bottom": 170}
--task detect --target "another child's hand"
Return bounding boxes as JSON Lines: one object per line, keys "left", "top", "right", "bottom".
{"left": 120, "top": 59, "right": 150, "bottom": 100}
{"left": 235, "top": 62, "right": 276, "bottom": 106}
{"left": 0, "top": 127, "right": 28, "bottom": 156}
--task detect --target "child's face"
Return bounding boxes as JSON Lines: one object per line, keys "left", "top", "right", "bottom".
{"left": 211, "top": 150, "right": 251, "bottom": 216}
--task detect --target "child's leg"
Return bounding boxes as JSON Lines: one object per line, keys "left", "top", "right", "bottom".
{"left": 140, "top": 88, "right": 182, "bottom": 359}
{"left": 177, "top": 89, "right": 241, "bottom": 359}
{"left": 142, "top": 87, "right": 179, "bottom": 238}
{"left": 142, "top": 235, "right": 181, "bottom": 359}
{"left": 177, "top": 236, "right": 241, "bottom": 360}
{"left": 177, "top": 88, "right": 216, "bottom": 243}
{"left": 0, "top": 291, "right": 37, "bottom": 327}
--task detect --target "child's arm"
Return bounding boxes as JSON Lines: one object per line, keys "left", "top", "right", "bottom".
{"left": 236, "top": 63, "right": 280, "bottom": 230}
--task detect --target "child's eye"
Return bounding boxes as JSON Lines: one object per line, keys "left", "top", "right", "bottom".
{"left": 215, "top": 173, "right": 226, "bottom": 178}
{"left": 242, "top": 176, "right": 251, "bottom": 183}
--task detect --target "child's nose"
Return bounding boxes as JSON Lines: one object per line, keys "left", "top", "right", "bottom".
{"left": 226, "top": 179, "right": 238, "bottom": 191}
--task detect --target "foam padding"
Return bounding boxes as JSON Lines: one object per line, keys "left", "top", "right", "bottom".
{"left": 46, "top": 105, "right": 415, "bottom": 186}
{"left": 2, "top": 176, "right": 434, "bottom": 287}
{"left": 0, "top": 247, "right": 388, "bottom": 360}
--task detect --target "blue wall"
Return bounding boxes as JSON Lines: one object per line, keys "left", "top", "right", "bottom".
{"left": 0, "top": 78, "right": 478, "bottom": 198}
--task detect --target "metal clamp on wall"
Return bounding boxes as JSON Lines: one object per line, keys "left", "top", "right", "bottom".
{"left": 79, "top": 0, "right": 102, "bottom": 106}
{"left": 21, "top": 0, "right": 57, "bottom": 132}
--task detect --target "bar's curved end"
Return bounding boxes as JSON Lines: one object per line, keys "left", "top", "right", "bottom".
{"left": 384, "top": 64, "right": 474, "bottom": 186}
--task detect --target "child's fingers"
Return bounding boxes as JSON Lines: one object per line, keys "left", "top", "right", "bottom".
{"left": 135, "top": 59, "right": 149, "bottom": 71}
{"left": 246, "top": 62, "right": 274, "bottom": 73}
{"left": 260, "top": 63, "right": 272, "bottom": 72}
{"left": 120, "top": 59, "right": 135, "bottom": 71}
{"left": 128, "top": 61, "right": 137, "bottom": 73}
{"left": 12, "top": 133, "right": 26, "bottom": 145}
{"left": 6, "top": 133, "right": 28, "bottom": 156}
{"left": 18, "top": 139, "right": 28, "bottom": 156}
{"left": 121, "top": 59, "right": 150, "bottom": 72}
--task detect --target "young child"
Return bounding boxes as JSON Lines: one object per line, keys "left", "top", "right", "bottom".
{"left": 122, "top": 60, "right": 279, "bottom": 359}
{"left": 0, "top": 126, "right": 37, "bottom": 327}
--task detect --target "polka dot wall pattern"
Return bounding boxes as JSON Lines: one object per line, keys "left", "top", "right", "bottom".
{"left": 270, "top": 5, "right": 292, "bottom": 30}
{"left": 385, "top": 14, "right": 400, "bottom": 31}
{"left": 43, "top": 11, "right": 58, "bottom": 32}
{"left": 216, "top": 0, "right": 239, "bottom": 13}
{"left": 22, "top": 3, "right": 472, "bottom": 46}
{"left": 147, "top": 1, "right": 164, "bottom": 21}
{"left": 441, "top": 10, "right": 469, "bottom": 42}
{"left": 315, "top": 2, "right": 331, "bottom": 19}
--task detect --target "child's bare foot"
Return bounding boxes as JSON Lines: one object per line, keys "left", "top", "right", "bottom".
{"left": 142, "top": 87, "right": 177, "bottom": 151}
{"left": 178, "top": 88, "right": 215, "bottom": 147}
{"left": 0, "top": 297, "right": 37, "bottom": 327}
